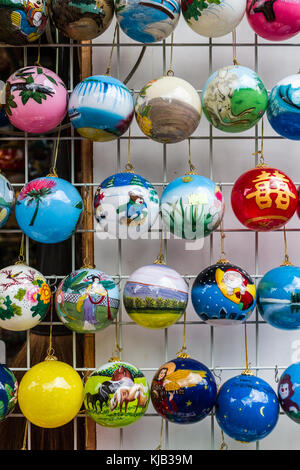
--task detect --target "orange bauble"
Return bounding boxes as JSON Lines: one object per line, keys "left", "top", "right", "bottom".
{"left": 231, "top": 167, "right": 297, "bottom": 231}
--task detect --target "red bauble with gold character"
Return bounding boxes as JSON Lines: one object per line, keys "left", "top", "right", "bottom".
{"left": 231, "top": 166, "right": 297, "bottom": 231}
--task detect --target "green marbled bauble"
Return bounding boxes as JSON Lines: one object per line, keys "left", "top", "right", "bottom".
{"left": 201, "top": 65, "right": 268, "bottom": 133}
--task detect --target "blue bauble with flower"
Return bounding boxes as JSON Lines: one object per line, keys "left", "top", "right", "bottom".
{"left": 216, "top": 373, "right": 279, "bottom": 443}
{"left": 151, "top": 356, "right": 217, "bottom": 424}
{"left": 15, "top": 176, "right": 83, "bottom": 244}
{"left": 68, "top": 75, "right": 134, "bottom": 142}
{"left": 257, "top": 265, "right": 300, "bottom": 330}
{"left": 0, "top": 364, "right": 18, "bottom": 421}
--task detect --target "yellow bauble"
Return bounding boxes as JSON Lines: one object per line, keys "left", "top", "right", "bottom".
{"left": 18, "top": 360, "right": 84, "bottom": 428}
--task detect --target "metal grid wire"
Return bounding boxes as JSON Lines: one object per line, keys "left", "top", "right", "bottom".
{"left": 1, "top": 12, "right": 300, "bottom": 451}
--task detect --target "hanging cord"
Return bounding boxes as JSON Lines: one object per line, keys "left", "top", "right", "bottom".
{"left": 81, "top": 185, "right": 95, "bottom": 269}
{"left": 47, "top": 124, "right": 62, "bottom": 177}
{"left": 155, "top": 418, "right": 164, "bottom": 450}
{"left": 176, "top": 309, "right": 190, "bottom": 359}
{"left": 242, "top": 321, "right": 253, "bottom": 376}
{"left": 220, "top": 430, "right": 228, "bottom": 451}
{"left": 281, "top": 225, "right": 293, "bottom": 266}
{"left": 166, "top": 33, "right": 174, "bottom": 77}
{"left": 154, "top": 232, "right": 166, "bottom": 265}
{"left": 253, "top": 118, "right": 266, "bottom": 168}
{"left": 108, "top": 313, "right": 123, "bottom": 362}
{"left": 185, "top": 138, "right": 197, "bottom": 175}
{"left": 232, "top": 29, "right": 240, "bottom": 66}
{"left": 45, "top": 293, "right": 57, "bottom": 361}
{"left": 34, "top": 38, "right": 41, "bottom": 67}
{"left": 124, "top": 126, "right": 135, "bottom": 173}
{"left": 20, "top": 420, "right": 28, "bottom": 450}
{"left": 105, "top": 23, "right": 119, "bottom": 76}
{"left": 15, "top": 233, "right": 26, "bottom": 265}
{"left": 216, "top": 218, "right": 230, "bottom": 265}
{"left": 124, "top": 46, "right": 147, "bottom": 85}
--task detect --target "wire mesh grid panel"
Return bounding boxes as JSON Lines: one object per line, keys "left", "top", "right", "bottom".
{"left": 0, "top": 3, "right": 300, "bottom": 451}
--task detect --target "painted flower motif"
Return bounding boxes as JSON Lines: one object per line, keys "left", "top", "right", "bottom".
{"left": 26, "top": 286, "right": 40, "bottom": 305}
{"left": 0, "top": 297, "right": 7, "bottom": 310}
{"left": 18, "top": 178, "right": 56, "bottom": 226}
{"left": 56, "top": 289, "right": 64, "bottom": 306}
{"left": 137, "top": 114, "right": 153, "bottom": 136}
{"left": 215, "top": 185, "right": 223, "bottom": 202}
{"left": 39, "top": 282, "right": 51, "bottom": 304}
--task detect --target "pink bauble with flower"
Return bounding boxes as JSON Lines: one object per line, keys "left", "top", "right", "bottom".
{"left": 5, "top": 65, "right": 68, "bottom": 134}
{"left": 246, "top": 0, "right": 300, "bottom": 41}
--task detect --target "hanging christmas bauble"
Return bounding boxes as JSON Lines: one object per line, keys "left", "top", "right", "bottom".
{"left": 5, "top": 66, "right": 68, "bottom": 134}
{"left": 55, "top": 268, "right": 120, "bottom": 333}
{"left": 0, "top": 173, "right": 14, "bottom": 228}
{"left": 49, "top": 0, "right": 114, "bottom": 40}
{"left": 278, "top": 362, "right": 300, "bottom": 423}
{"left": 216, "top": 373, "right": 279, "bottom": 442}
{"left": 231, "top": 166, "right": 297, "bottom": 231}
{"left": 0, "top": 364, "right": 18, "bottom": 421}
{"left": 257, "top": 265, "right": 300, "bottom": 330}
{"left": 192, "top": 262, "right": 256, "bottom": 326}
{"left": 181, "top": 0, "right": 246, "bottom": 38}
{"left": 0, "top": 0, "right": 48, "bottom": 45}
{"left": 267, "top": 74, "right": 300, "bottom": 141}
{"left": 0, "top": 264, "right": 51, "bottom": 331}
{"left": 94, "top": 172, "right": 159, "bottom": 238}
{"left": 201, "top": 65, "right": 268, "bottom": 133}
{"left": 246, "top": 0, "right": 300, "bottom": 42}
{"left": 0, "top": 142, "right": 25, "bottom": 172}
{"left": 68, "top": 75, "right": 134, "bottom": 142}
{"left": 123, "top": 263, "right": 188, "bottom": 329}
{"left": 135, "top": 76, "right": 201, "bottom": 144}
{"left": 151, "top": 357, "right": 217, "bottom": 424}
{"left": 115, "top": 0, "right": 180, "bottom": 43}
{"left": 84, "top": 360, "right": 150, "bottom": 427}
{"left": 15, "top": 176, "right": 83, "bottom": 244}
{"left": 18, "top": 360, "right": 84, "bottom": 428}
{"left": 160, "top": 174, "right": 224, "bottom": 240}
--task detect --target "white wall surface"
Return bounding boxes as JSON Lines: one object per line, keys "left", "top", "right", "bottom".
{"left": 90, "top": 11, "right": 300, "bottom": 450}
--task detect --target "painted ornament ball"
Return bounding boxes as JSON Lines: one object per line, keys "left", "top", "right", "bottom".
{"left": 115, "top": 0, "right": 180, "bottom": 43}
{"left": 5, "top": 66, "right": 68, "bottom": 134}
{"left": 68, "top": 75, "right": 134, "bottom": 142}
{"left": 231, "top": 166, "right": 297, "bottom": 231}
{"left": 160, "top": 174, "right": 224, "bottom": 240}
{"left": 278, "top": 362, "right": 300, "bottom": 423}
{"left": 0, "top": 365, "right": 18, "bottom": 421}
{"left": 0, "top": 0, "right": 48, "bottom": 45}
{"left": 267, "top": 74, "right": 300, "bottom": 141}
{"left": 246, "top": 0, "right": 300, "bottom": 42}
{"left": 123, "top": 263, "right": 188, "bottom": 329}
{"left": 94, "top": 172, "right": 159, "bottom": 238}
{"left": 0, "top": 264, "right": 51, "bottom": 331}
{"left": 216, "top": 373, "right": 279, "bottom": 442}
{"left": 257, "top": 265, "right": 300, "bottom": 330}
{"left": 84, "top": 360, "right": 150, "bottom": 427}
{"left": 135, "top": 76, "right": 201, "bottom": 144}
{"left": 55, "top": 268, "right": 120, "bottom": 333}
{"left": 15, "top": 177, "right": 83, "bottom": 244}
{"left": 151, "top": 357, "right": 217, "bottom": 424}
{"left": 201, "top": 65, "right": 268, "bottom": 133}
{"left": 0, "top": 173, "right": 15, "bottom": 228}
{"left": 49, "top": 0, "right": 114, "bottom": 40}
{"left": 192, "top": 262, "right": 256, "bottom": 326}
{"left": 182, "top": 0, "right": 246, "bottom": 38}
{"left": 18, "top": 360, "right": 84, "bottom": 428}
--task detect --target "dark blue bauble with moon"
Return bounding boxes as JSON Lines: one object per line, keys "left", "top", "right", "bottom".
{"left": 191, "top": 262, "right": 257, "bottom": 326}
{"left": 257, "top": 265, "right": 300, "bottom": 330}
{"left": 278, "top": 362, "right": 300, "bottom": 424}
{"left": 215, "top": 373, "right": 279, "bottom": 443}
{"left": 267, "top": 74, "right": 300, "bottom": 141}
{"left": 150, "top": 356, "right": 217, "bottom": 424}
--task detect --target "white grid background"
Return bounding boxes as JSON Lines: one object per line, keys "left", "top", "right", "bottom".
{"left": 2, "top": 7, "right": 300, "bottom": 451}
